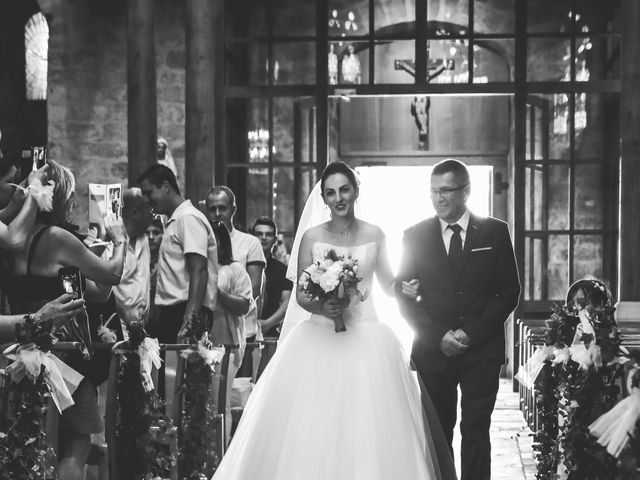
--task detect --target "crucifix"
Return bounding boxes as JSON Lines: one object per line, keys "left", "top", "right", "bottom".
{"left": 394, "top": 42, "right": 455, "bottom": 149}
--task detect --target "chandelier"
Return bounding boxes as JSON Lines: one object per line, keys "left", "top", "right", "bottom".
{"left": 247, "top": 129, "right": 276, "bottom": 161}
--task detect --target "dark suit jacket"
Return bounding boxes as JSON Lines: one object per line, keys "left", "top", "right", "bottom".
{"left": 396, "top": 213, "right": 521, "bottom": 373}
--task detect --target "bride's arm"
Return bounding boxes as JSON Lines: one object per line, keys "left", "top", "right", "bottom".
{"left": 374, "top": 229, "right": 396, "bottom": 296}
{"left": 295, "top": 231, "right": 321, "bottom": 313}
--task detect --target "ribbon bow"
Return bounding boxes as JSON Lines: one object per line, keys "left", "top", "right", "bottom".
{"left": 138, "top": 337, "right": 162, "bottom": 392}
{"left": 113, "top": 337, "right": 163, "bottom": 392}
{"left": 515, "top": 345, "right": 554, "bottom": 389}
{"left": 180, "top": 332, "right": 225, "bottom": 371}
{"left": 589, "top": 367, "right": 640, "bottom": 458}
{"left": 3, "top": 343, "right": 83, "bottom": 413}
{"left": 571, "top": 308, "right": 596, "bottom": 345}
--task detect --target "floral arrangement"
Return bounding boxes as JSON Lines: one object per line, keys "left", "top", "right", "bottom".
{"left": 526, "top": 289, "right": 625, "bottom": 479}
{"left": 178, "top": 313, "right": 224, "bottom": 479}
{"left": 114, "top": 321, "right": 175, "bottom": 480}
{"left": 300, "top": 248, "right": 365, "bottom": 332}
{"left": 0, "top": 315, "right": 58, "bottom": 479}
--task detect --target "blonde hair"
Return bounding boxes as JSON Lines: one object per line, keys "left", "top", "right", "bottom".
{"left": 38, "top": 159, "right": 75, "bottom": 225}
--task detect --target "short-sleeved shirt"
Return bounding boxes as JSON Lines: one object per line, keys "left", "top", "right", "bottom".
{"left": 155, "top": 200, "right": 218, "bottom": 311}
{"left": 261, "top": 256, "right": 294, "bottom": 337}
{"left": 229, "top": 228, "right": 266, "bottom": 337}
{"left": 212, "top": 262, "right": 252, "bottom": 346}
{"left": 113, "top": 234, "right": 150, "bottom": 325}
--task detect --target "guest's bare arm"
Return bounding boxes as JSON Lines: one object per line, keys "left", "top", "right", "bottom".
{"left": 0, "top": 294, "right": 85, "bottom": 342}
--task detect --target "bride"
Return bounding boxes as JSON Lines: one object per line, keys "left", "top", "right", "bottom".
{"left": 212, "top": 161, "right": 456, "bottom": 479}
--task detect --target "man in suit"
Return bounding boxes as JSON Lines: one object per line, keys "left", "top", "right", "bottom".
{"left": 396, "top": 159, "right": 521, "bottom": 480}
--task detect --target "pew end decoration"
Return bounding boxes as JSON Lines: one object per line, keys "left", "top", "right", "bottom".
{"left": 178, "top": 312, "right": 224, "bottom": 479}
{"left": 0, "top": 315, "right": 82, "bottom": 479}
{"left": 112, "top": 321, "right": 175, "bottom": 480}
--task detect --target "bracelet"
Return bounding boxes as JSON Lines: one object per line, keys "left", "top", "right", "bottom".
{"left": 415, "top": 295, "right": 422, "bottom": 303}
{"left": 22, "top": 312, "right": 41, "bottom": 324}
{"left": 112, "top": 239, "right": 127, "bottom": 247}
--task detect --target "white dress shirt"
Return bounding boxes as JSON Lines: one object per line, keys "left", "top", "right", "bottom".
{"left": 155, "top": 200, "right": 218, "bottom": 311}
{"left": 113, "top": 234, "right": 150, "bottom": 326}
{"left": 438, "top": 209, "right": 470, "bottom": 254}
{"left": 229, "top": 228, "right": 266, "bottom": 338}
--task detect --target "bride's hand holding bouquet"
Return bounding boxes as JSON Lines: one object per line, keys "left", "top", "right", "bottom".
{"left": 299, "top": 248, "right": 365, "bottom": 333}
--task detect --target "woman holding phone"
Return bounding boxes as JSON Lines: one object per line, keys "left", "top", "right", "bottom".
{"left": 1, "top": 160, "right": 128, "bottom": 480}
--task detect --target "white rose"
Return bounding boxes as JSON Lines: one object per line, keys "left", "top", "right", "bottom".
{"left": 319, "top": 268, "right": 341, "bottom": 292}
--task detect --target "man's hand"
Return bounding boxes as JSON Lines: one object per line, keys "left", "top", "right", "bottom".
{"left": 452, "top": 328, "right": 470, "bottom": 346}
{"left": 401, "top": 279, "right": 421, "bottom": 300}
{"left": 36, "top": 293, "right": 86, "bottom": 328}
{"left": 440, "top": 330, "right": 469, "bottom": 357}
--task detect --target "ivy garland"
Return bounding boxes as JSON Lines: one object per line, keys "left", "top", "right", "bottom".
{"left": 0, "top": 316, "right": 57, "bottom": 480}
{"left": 115, "top": 322, "right": 175, "bottom": 480}
{"left": 178, "top": 313, "right": 220, "bottom": 480}
{"left": 533, "top": 304, "right": 623, "bottom": 480}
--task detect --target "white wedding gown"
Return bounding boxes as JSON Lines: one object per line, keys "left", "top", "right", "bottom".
{"left": 212, "top": 242, "right": 456, "bottom": 480}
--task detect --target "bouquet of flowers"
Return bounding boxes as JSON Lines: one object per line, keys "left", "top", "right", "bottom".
{"left": 300, "top": 248, "right": 365, "bottom": 332}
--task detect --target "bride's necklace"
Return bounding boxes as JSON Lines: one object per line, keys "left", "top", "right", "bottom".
{"left": 326, "top": 218, "right": 358, "bottom": 237}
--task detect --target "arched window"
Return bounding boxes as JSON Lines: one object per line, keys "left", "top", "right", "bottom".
{"left": 25, "top": 12, "right": 49, "bottom": 101}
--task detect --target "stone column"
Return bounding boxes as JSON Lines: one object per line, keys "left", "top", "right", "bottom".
{"left": 185, "top": 0, "right": 218, "bottom": 203}
{"left": 617, "top": 0, "right": 640, "bottom": 323}
{"left": 127, "top": 0, "right": 157, "bottom": 185}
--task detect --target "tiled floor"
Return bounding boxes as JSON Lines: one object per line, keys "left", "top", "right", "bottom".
{"left": 451, "top": 379, "right": 537, "bottom": 480}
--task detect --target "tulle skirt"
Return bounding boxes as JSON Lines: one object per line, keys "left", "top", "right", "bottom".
{"left": 212, "top": 317, "right": 457, "bottom": 480}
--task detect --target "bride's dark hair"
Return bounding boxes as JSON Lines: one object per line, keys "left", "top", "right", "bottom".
{"left": 320, "top": 161, "right": 359, "bottom": 196}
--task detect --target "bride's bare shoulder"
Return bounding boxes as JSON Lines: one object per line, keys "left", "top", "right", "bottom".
{"left": 300, "top": 223, "right": 329, "bottom": 244}
{"left": 358, "top": 220, "right": 385, "bottom": 243}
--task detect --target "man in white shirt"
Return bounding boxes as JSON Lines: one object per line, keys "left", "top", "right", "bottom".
{"left": 138, "top": 165, "right": 218, "bottom": 343}
{"left": 112, "top": 188, "right": 152, "bottom": 335}
{"left": 205, "top": 185, "right": 265, "bottom": 380}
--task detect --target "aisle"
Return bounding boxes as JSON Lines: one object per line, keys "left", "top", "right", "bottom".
{"left": 451, "top": 379, "right": 536, "bottom": 480}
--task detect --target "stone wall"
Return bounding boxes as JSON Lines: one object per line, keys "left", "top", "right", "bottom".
{"left": 46, "top": 0, "right": 186, "bottom": 230}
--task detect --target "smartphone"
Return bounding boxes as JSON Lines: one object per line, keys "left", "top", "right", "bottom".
{"left": 58, "top": 267, "right": 84, "bottom": 299}
{"left": 32, "top": 146, "right": 47, "bottom": 170}
{"left": 17, "top": 146, "right": 47, "bottom": 182}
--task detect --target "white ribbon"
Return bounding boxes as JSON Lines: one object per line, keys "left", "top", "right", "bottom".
{"left": 552, "top": 346, "right": 571, "bottom": 365}
{"left": 589, "top": 372, "right": 640, "bottom": 458}
{"left": 572, "top": 308, "right": 596, "bottom": 345}
{"left": 515, "top": 345, "right": 554, "bottom": 389}
{"left": 8, "top": 179, "right": 55, "bottom": 212}
{"left": 3, "top": 343, "right": 83, "bottom": 413}
{"left": 569, "top": 343, "right": 603, "bottom": 370}
{"left": 138, "top": 337, "right": 162, "bottom": 392}
{"left": 180, "top": 333, "right": 225, "bottom": 371}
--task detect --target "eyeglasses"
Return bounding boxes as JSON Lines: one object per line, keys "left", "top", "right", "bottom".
{"left": 430, "top": 185, "right": 468, "bottom": 197}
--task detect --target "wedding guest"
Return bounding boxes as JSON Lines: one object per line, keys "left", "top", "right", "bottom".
{"left": 209, "top": 221, "right": 252, "bottom": 444}
{"left": 112, "top": 188, "right": 152, "bottom": 334}
{"left": 252, "top": 216, "right": 293, "bottom": 379}
{"left": 1, "top": 160, "right": 128, "bottom": 480}
{"left": 0, "top": 165, "right": 46, "bottom": 251}
{"left": 146, "top": 216, "right": 164, "bottom": 324}
{"left": 138, "top": 164, "right": 218, "bottom": 342}
{"left": 205, "top": 186, "right": 265, "bottom": 381}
